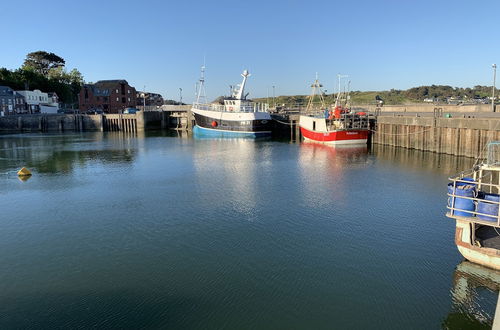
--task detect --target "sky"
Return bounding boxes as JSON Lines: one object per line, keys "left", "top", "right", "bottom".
{"left": 1, "top": 0, "right": 499, "bottom": 103}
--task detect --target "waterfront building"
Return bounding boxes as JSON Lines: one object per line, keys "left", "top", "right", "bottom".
{"left": 16, "top": 89, "right": 51, "bottom": 113}
{"left": 0, "top": 86, "right": 25, "bottom": 115}
{"left": 136, "top": 91, "right": 164, "bottom": 110}
{"left": 79, "top": 80, "right": 137, "bottom": 113}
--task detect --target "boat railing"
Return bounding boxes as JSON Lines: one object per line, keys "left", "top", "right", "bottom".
{"left": 447, "top": 166, "right": 500, "bottom": 227}
{"left": 337, "top": 113, "right": 369, "bottom": 130}
{"left": 192, "top": 103, "right": 269, "bottom": 113}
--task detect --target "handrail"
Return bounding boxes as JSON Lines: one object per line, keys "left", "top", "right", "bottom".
{"left": 447, "top": 172, "right": 500, "bottom": 227}
{"left": 192, "top": 103, "right": 269, "bottom": 113}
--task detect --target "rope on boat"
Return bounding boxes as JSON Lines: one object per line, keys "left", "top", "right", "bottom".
{"left": 274, "top": 119, "right": 295, "bottom": 126}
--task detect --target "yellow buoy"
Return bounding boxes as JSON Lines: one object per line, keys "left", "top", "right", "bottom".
{"left": 17, "top": 167, "right": 32, "bottom": 177}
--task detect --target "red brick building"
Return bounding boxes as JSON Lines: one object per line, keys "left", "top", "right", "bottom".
{"left": 79, "top": 80, "right": 137, "bottom": 113}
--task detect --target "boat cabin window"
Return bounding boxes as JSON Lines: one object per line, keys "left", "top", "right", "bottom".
{"left": 313, "top": 121, "right": 316, "bottom": 131}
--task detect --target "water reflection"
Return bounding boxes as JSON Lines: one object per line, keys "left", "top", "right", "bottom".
{"left": 17, "top": 175, "right": 31, "bottom": 182}
{"left": 371, "top": 144, "right": 475, "bottom": 174}
{"left": 191, "top": 139, "right": 262, "bottom": 218}
{"left": 297, "top": 143, "right": 371, "bottom": 208}
{"left": 299, "top": 142, "right": 370, "bottom": 169}
{"left": 443, "top": 261, "right": 500, "bottom": 329}
{"left": 0, "top": 132, "right": 139, "bottom": 175}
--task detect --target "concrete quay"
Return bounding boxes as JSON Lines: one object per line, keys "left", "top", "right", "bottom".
{"left": 372, "top": 116, "right": 500, "bottom": 158}
{"left": 0, "top": 111, "right": 180, "bottom": 133}
{"left": 364, "top": 104, "right": 500, "bottom": 118}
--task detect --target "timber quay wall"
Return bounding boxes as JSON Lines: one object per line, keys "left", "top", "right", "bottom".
{"left": 373, "top": 116, "right": 500, "bottom": 158}
{"left": 0, "top": 111, "right": 172, "bottom": 133}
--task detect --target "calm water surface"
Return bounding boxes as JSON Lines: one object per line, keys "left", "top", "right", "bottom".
{"left": 0, "top": 131, "right": 496, "bottom": 329}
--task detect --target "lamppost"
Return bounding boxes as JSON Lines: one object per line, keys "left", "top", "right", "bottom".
{"left": 272, "top": 84, "right": 275, "bottom": 108}
{"left": 493, "top": 64, "right": 497, "bottom": 112}
{"left": 179, "top": 88, "right": 182, "bottom": 105}
{"left": 142, "top": 85, "right": 146, "bottom": 111}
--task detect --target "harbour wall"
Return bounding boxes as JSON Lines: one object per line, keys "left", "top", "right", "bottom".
{"left": 373, "top": 116, "right": 500, "bottom": 158}
{"left": 0, "top": 111, "right": 174, "bottom": 133}
{"left": 362, "top": 104, "right": 495, "bottom": 114}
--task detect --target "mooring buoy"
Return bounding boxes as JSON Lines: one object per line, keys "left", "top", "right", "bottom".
{"left": 17, "top": 167, "right": 32, "bottom": 177}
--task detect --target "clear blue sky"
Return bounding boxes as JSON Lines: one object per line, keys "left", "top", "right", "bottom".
{"left": 1, "top": 0, "right": 499, "bottom": 102}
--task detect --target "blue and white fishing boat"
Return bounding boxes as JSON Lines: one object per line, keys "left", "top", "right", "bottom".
{"left": 447, "top": 142, "right": 500, "bottom": 270}
{"left": 191, "top": 68, "right": 272, "bottom": 138}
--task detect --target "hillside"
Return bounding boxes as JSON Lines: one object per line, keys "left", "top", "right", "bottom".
{"left": 252, "top": 85, "right": 498, "bottom": 106}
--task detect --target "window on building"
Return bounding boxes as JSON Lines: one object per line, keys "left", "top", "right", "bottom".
{"left": 122, "top": 97, "right": 126, "bottom": 103}
{"left": 96, "top": 97, "right": 100, "bottom": 101}
{"left": 85, "top": 88, "right": 89, "bottom": 99}
{"left": 116, "top": 89, "right": 119, "bottom": 93}
{"left": 116, "top": 97, "right": 119, "bottom": 101}
{"left": 128, "top": 97, "right": 130, "bottom": 102}
{"left": 128, "top": 90, "right": 130, "bottom": 94}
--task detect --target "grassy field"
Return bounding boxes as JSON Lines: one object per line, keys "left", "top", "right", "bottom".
{"left": 252, "top": 85, "right": 497, "bottom": 107}
{"left": 253, "top": 90, "right": 412, "bottom": 107}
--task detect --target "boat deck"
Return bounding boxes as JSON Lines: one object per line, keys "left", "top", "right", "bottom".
{"left": 476, "top": 225, "right": 500, "bottom": 249}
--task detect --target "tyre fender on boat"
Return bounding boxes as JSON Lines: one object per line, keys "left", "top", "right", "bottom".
{"left": 211, "top": 121, "right": 218, "bottom": 127}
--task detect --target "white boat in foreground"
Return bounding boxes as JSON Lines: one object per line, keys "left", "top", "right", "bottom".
{"left": 447, "top": 142, "right": 500, "bottom": 270}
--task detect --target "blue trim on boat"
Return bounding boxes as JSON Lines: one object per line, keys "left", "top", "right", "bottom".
{"left": 193, "top": 125, "right": 271, "bottom": 139}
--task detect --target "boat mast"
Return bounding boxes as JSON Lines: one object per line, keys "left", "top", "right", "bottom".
{"left": 305, "top": 73, "right": 325, "bottom": 114}
{"left": 335, "top": 74, "right": 348, "bottom": 107}
{"left": 346, "top": 80, "right": 351, "bottom": 108}
{"left": 195, "top": 64, "right": 207, "bottom": 105}
{"left": 235, "top": 70, "right": 250, "bottom": 100}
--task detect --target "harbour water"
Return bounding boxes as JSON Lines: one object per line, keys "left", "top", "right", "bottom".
{"left": 0, "top": 131, "right": 495, "bottom": 329}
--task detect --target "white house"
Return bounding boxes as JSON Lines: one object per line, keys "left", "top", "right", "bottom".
{"left": 16, "top": 89, "right": 59, "bottom": 113}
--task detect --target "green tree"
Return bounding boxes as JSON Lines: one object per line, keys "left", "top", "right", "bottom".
{"left": 22, "top": 51, "right": 66, "bottom": 76}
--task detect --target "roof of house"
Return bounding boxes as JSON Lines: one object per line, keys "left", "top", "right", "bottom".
{"left": 95, "top": 79, "right": 129, "bottom": 84}
{"left": 84, "top": 80, "right": 135, "bottom": 96}
{"left": 0, "top": 86, "right": 15, "bottom": 97}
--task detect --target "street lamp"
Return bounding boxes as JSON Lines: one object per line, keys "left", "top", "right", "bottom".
{"left": 493, "top": 64, "right": 497, "bottom": 112}
{"left": 179, "top": 88, "right": 182, "bottom": 105}
{"left": 272, "top": 85, "right": 275, "bottom": 108}
{"left": 142, "top": 85, "right": 146, "bottom": 111}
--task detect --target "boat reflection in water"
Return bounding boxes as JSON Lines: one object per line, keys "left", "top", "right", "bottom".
{"left": 299, "top": 142, "right": 370, "bottom": 169}
{"left": 444, "top": 261, "right": 500, "bottom": 329}
{"left": 298, "top": 142, "right": 371, "bottom": 208}
{"left": 191, "top": 138, "right": 265, "bottom": 219}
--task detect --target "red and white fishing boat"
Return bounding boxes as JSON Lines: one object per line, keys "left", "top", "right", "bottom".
{"left": 299, "top": 75, "right": 369, "bottom": 145}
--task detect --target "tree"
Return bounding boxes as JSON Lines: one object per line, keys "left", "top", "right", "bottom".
{"left": 67, "top": 68, "right": 83, "bottom": 85}
{"left": 212, "top": 96, "right": 225, "bottom": 104}
{"left": 22, "top": 51, "right": 66, "bottom": 76}
{"left": 47, "top": 67, "right": 83, "bottom": 85}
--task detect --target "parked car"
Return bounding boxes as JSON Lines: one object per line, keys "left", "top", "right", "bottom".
{"left": 123, "top": 108, "right": 139, "bottom": 114}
